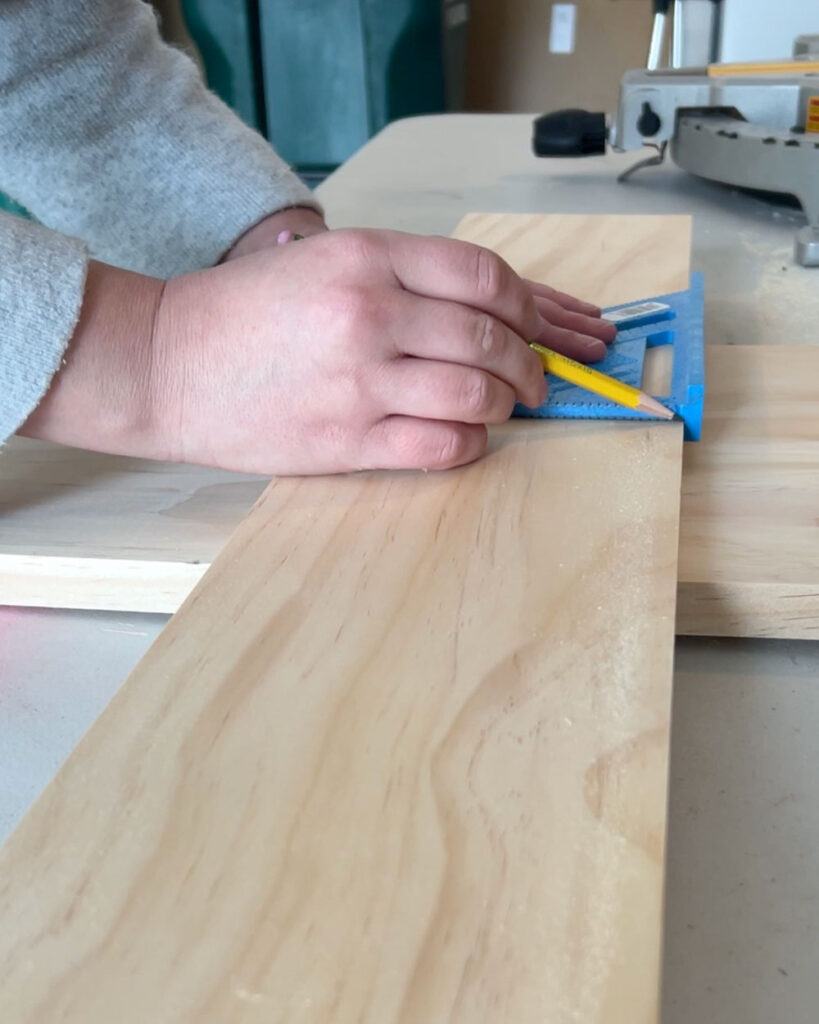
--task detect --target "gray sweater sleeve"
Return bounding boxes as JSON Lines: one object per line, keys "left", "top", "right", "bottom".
{"left": 0, "top": 0, "right": 321, "bottom": 441}
{"left": 0, "top": 0, "right": 319, "bottom": 277}
{"left": 0, "top": 213, "right": 88, "bottom": 442}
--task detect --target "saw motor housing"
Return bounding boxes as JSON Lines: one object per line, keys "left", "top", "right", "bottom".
{"left": 612, "top": 67, "right": 819, "bottom": 265}
{"left": 533, "top": 52, "right": 819, "bottom": 266}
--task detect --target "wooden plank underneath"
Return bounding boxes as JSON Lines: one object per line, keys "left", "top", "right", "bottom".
{"left": 3, "top": 218, "right": 816, "bottom": 640}
{"left": 0, "top": 419, "right": 682, "bottom": 1023}
{"left": 0, "top": 213, "right": 687, "bottom": 1020}
{"left": 676, "top": 346, "right": 819, "bottom": 640}
{"left": 2, "top": 348, "right": 815, "bottom": 639}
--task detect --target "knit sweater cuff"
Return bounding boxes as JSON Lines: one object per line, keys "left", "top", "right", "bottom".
{"left": 0, "top": 213, "right": 88, "bottom": 442}
{"left": 0, "top": 0, "right": 322, "bottom": 278}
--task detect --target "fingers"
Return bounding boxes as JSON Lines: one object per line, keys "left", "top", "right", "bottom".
{"left": 381, "top": 358, "right": 520, "bottom": 425}
{"left": 525, "top": 279, "right": 602, "bottom": 317}
{"left": 384, "top": 232, "right": 543, "bottom": 343}
{"left": 362, "top": 416, "right": 488, "bottom": 471}
{"left": 534, "top": 296, "right": 617, "bottom": 344}
{"left": 533, "top": 322, "right": 612, "bottom": 362}
{"left": 533, "top": 317, "right": 611, "bottom": 362}
{"left": 389, "top": 293, "right": 546, "bottom": 408}
{"left": 530, "top": 292, "right": 618, "bottom": 363}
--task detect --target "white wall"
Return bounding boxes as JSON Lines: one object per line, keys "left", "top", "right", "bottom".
{"left": 720, "top": 0, "right": 819, "bottom": 61}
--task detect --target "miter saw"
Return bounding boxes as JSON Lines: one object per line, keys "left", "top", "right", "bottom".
{"left": 533, "top": 25, "right": 819, "bottom": 266}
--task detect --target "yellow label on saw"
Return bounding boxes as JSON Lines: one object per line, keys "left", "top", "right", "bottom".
{"left": 807, "top": 95, "right": 819, "bottom": 134}
{"left": 708, "top": 59, "right": 819, "bottom": 77}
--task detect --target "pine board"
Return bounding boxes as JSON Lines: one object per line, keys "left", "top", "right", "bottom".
{"left": 0, "top": 440, "right": 265, "bottom": 612}
{"left": 0, "top": 214, "right": 686, "bottom": 1023}
{"left": 0, "top": 213, "right": 690, "bottom": 612}
{"left": 451, "top": 212, "right": 691, "bottom": 307}
{"left": 0, "top": 426, "right": 683, "bottom": 1024}
{"left": 677, "top": 345, "right": 819, "bottom": 639}
{"left": 1, "top": 254, "right": 815, "bottom": 639}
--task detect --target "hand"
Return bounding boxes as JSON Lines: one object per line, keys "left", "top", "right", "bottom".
{"left": 24, "top": 229, "right": 547, "bottom": 476}
{"left": 528, "top": 281, "right": 617, "bottom": 362}
{"left": 224, "top": 206, "right": 327, "bottom": 261}
{"left": 263, "top": 229, "right": 616, "bottom": 364}
{"left": 227, "top": 211, "right": 615, "bottom": 368}
{"left": 151, "top": 228, "right": 547, "bottom": 474}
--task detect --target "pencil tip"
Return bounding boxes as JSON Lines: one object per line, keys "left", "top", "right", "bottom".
{"left": 639, "top": 395, "right": 675, "bottom": 420}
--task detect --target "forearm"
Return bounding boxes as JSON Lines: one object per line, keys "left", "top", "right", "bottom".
{"left": 0, "top": 201, "right": 323, "bottom": 453}
{"left": 0, "top": 0, "right": 321, "bottom": 277}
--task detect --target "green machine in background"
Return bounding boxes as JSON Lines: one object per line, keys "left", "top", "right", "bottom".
{"left": 179, "top": 0, "right": 266, "bottom": 135}
{"left": 0, "top": 1, "right": 467, "bottom": 212}
{"left": 0, "top": 194, "right": 27, "bottom": 217}
{"left": 182, "top": 0, "right": 469, "bottom": 183}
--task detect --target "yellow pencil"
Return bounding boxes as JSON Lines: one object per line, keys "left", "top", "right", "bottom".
{"left": 530, "top": 343, "right": 674, "bottom": 420}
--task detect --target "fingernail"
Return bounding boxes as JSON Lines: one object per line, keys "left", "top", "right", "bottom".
{"left": 583, "top": 339, "right": 607, "bottom": 359}
{"left": 538, "top": 376, "right": 548, "bottom": 404}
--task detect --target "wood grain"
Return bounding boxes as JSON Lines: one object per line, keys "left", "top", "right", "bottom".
{"left": 676, "top": 345, "right": 819, "bottom": 639}
{"left": 0, "top": 439, "right": 264, "bottom": 612}
{"left": 0, "top": 214, "right": 686, "bottom": 1023}
{"left": 452, "top": 213, "right": 692, "bottom": 307}
{"left": 0, "top": 424, "right": 683, "bottom": 1024}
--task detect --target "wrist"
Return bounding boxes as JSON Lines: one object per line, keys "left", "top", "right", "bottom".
{"left": 21, "top": 261, "right": 166, "bottom": 457}
{"left": 224, "top": 206, "right": 327, "bottom": 261}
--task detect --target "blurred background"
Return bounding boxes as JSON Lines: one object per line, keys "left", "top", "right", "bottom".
{"left": 3, "top": 0, "right": 812, "bottom": 209}
{"left": 153, "top": 0, "right": 653, "bottom": 186}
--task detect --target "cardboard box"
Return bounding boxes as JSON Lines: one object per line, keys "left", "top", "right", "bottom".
{"left": 467, "top": 0, "right": 652, "bottom": 113}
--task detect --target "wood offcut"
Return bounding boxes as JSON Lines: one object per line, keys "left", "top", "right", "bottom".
{"left": 2, "top": 218, "right": 816, "bottom": 640}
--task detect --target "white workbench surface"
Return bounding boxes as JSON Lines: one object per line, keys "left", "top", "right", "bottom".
{"left": 2, "top": 114, "right": 818, "bottom": 1023}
